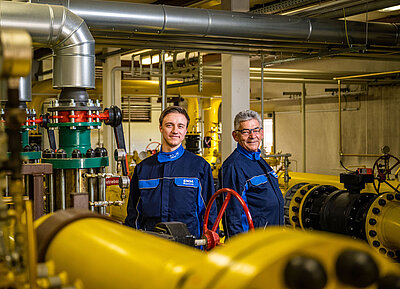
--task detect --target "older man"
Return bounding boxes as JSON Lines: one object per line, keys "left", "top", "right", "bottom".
{"left": 220, "top": 109, "right": 284, "bottom": 238}
{"left": 125, "top": 106, "right": 216, "bottom": 238}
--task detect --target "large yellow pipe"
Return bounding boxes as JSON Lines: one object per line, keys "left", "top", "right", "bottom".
{"left": 365, "top": 193, "right": 400, "bottom": 256}
{"left": 380, "top": 201, "right": 400, "bottom": 249}
{"left": 185, "top": 97, "right": 200, "bottom": 134}
{"left": 203, "top": 98, "right": 221, "bottom": 166}
{"left": 278, "top": 171, "right": 399, "bottom": 194}
{"left": 36, "top": 210, "right": 400, "bottom": 289}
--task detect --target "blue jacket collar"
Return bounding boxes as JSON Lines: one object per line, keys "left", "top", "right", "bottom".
{"left": 157, "top": 144, "right": 185, "bottom": 163}
{"left": 237, "top": 143, "right": 261, "bottom": 161}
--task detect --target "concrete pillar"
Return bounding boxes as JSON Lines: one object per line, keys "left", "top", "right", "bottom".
{"left": 102, "top": 49, "right": 121, "bottom": 173}
{"left": 221, "top": 0, "right": 250, "bottom": 161}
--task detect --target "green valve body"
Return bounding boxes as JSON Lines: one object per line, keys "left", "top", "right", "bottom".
{"left": 59, "top": 126, "right": 91, "bottom": 157}
{"left": 21, "top": 129, "right": 29, "bottom": 148}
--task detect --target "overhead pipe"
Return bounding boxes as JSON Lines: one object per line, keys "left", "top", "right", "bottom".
{"left": 19, "top": 74, "right": 32, "bottom": 103}
{"left": 291, "top": 0, "right": 400, "bottom": 19}
{"left": 32, "top": 0, "right": 400, "bottom": 47}
{"left": 0, "top": 1, "right": 95, "bottom": 89}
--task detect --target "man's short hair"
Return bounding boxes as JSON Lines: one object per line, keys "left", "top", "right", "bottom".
{"left": 234, "top": 110, "right": 262, "bottom": 130}
{"left": 159, "top": 106, "right": 190, "bottom": 127}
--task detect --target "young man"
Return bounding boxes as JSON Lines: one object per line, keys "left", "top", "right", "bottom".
{"left": 220, "top": 109, "right": 284, "bottom": 238}
{"left": 125, "top": 106, "right": 217, "bottom": 238}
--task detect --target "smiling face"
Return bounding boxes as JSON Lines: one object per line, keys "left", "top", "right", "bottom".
{"left": 159, "top": 112, "right": 188, "bottom": 152}
{"left": 232, "top": 118, "right": 264, "bottom": 152}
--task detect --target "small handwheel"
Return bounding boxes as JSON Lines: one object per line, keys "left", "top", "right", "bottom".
{"left": 202, "top": 188, "right": 254, "bottom": 250}
{"left": 372, "top": 154, "right": 400, "bottom": 194}
{"left": 145, "top": 141, "right": 161, "bottom": 155}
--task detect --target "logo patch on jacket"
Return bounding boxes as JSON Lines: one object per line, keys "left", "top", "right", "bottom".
{"left": 174, "top": 177, "right": 199, "bottom": 188}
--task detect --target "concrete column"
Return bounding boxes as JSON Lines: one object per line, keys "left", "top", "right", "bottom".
{"left": 221, "top": 0, "right": 250, "bottom": 162}
{"left": 102, "top": 49, "right": 121, "bottom": 173}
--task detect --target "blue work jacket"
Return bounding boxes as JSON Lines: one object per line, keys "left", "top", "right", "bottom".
{"left": 125, "top": 145, "right": 217, "bottom": 238}
{"left": 220, "top": 144, "right": 284, "bottom": 238}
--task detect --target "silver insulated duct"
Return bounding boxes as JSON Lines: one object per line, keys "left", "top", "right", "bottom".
{"left": 0, "top": 1, "right": 95, "bottom": 89}
{"left": 33, "top": 0, "right": 399, "bottom": 47}
{"left": 19, "top": 75, "right": 32, "bottom": 102}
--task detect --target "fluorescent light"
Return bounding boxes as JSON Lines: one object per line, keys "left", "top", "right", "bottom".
{"left": 140, "top": 53, "right": 173, "bottom": 65}
{"left": 379, "top": 5, "right": 400, "bottom": 12}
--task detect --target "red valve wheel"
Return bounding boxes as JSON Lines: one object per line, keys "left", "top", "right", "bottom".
{"left": 372, "top": 154, "right": 400, "bottom": 194}
{"left": 202, "top": 188, "right": 254, "bottom": 250}
{"left": 145, "top": 141, "right": 161, "bottom": 154}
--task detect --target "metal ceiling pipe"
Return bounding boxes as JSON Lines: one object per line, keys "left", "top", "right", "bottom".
{"left": 33, "top": 0, "right": 400, "bottom": 46}
{"left": 290, "top": 0, "right": 400, "bottom": 19}
{"left": 0, "top": 1, "right": 95, "bottom": 89}
{"left": 19, "top": 75, "right": 32, "bottom": 102}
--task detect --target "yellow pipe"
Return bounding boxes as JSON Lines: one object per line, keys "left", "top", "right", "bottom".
{"left": 365, "top": 193, "right": 400, "bottom": 256}
{"left": 185, "top": 97, "right": 200, "bottom": 134}
{"left": 31, "top": 78, "right": 221, "bottom": 119}
{"left": 36, "top": 211, "right": 400, "bottom": 289}
{"left": 32, "top": 79, "right": 221, "bottom": 99}
{"left": 278, "top": 171, "right": 345, "bottom": 192}
{"left": 380, "top": 201, "right": 400, "bottom": 249}
{"left": 278, "top": 171, "right": 400, "bottom": 195}
{"left": 25, "top": 201, "right": 37, "bottom": 289}
{"left": 334, "top": 70, "right": 400, "bottom": 80}
{"left": 203, "top": 98, "right": 221, "bottom": 166}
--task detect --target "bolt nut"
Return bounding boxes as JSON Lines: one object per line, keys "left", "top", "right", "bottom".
{"left": 387, "top": 194, "right": 394, "bottom": 201}
{"left": 378, "top": 199, "right": 386, "bottom": 206}
{"left": 369, "top": 230, "right": 377, "bottom": 237}
{"left": 372, "top": 208, "right": 380, "bottom": 215}
{"left": 373, "top": 241, "right": 380, "bottom": 247}
{"left": 369, "top": 218, "right": 377, "bottom": 225}
{"left": 379, "top": 248, "right": 387, "bottom": 255}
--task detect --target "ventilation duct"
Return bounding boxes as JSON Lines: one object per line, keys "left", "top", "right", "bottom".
{"left": 33, "top": 0, "right": 399, "bottom": 47}
{"left": 0, "top": 1, "right": 95, "bottom": 89}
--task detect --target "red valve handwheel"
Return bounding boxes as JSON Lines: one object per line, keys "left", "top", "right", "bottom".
{"left": 202, "top": 188, "right": 254, "bottom": 250}
{"left": 372, "top": 154, "right": 400, "bottom": 194}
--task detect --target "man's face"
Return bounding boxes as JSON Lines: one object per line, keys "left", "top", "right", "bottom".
{"left": 159, "top": 112, "right": 188, "bottom": 152}
{"left": 232, "top": 119, "right": 264, "bottom": 152}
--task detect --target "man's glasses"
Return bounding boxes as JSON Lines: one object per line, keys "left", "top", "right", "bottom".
{"left": 236, "top": 127, "right": 263, "bottom": 136}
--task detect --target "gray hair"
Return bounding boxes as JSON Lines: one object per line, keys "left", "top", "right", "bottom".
{"left": 234, "top": 110, "right": 262, "bottom": 130}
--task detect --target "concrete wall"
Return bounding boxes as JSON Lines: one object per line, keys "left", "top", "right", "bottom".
{"left": 122, "top": 97, "right": 162, "bottom": 154}
{"left": 253, "top": 58, "right": 400, "bottom": 175}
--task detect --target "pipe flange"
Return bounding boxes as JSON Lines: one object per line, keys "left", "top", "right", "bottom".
{"left": 365, "top": 192, "right": 400, "bottom": 260}
{"left": 289, "top": 184, "right": 318, "bottom": 229}
{"left": 283, "top": 182, "right": 307, "bottom": 226}
{"left": 36, "top": 209, "right": 114, "bottom": 262}
{"left": 299, "top": 185, "right": 338, "bottom": 230}
{"left": 47, "top": 105, "right": 100, "bottom": 112}
{"left": 346, "top": 193, "right": 376, "bottom": 239}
